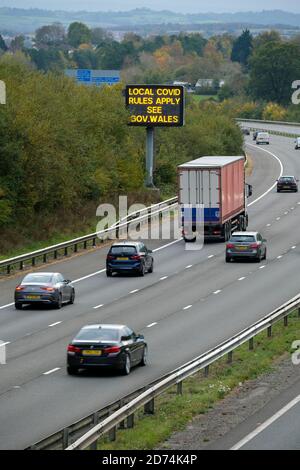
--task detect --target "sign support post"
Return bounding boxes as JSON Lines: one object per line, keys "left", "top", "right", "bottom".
{"left": 146, "top": 127, "right": 154, "bottom": 187}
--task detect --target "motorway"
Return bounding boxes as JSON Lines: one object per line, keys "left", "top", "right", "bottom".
{"left": 0, "top": 131, "right": 300, "bottom": 449}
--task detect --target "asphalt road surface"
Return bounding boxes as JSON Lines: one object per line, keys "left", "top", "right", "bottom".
{"left": 0, "top": 132, "right": 300, "bottom": 449}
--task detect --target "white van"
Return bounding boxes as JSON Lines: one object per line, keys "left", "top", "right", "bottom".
{"left": 295, "top": 137, "right": 300, "bottom": 149}
{"left": 256, "top": 132, "right": 270, "bottom": 145}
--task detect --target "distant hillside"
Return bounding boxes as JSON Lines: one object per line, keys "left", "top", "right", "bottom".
{"left": 1, "top": 7, "right": 300, "bottom": 34}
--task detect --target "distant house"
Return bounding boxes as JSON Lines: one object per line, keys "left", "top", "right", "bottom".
{"left": 195, "top": 79, "right": 225, "bottom": 90}
{"left": 172, "top": 81, "right": 194, "bottom": 93}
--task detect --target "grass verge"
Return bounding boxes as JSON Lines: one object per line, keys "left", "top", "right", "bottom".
{"left": 97, "top": 312, "right": 300, "bottom": 450}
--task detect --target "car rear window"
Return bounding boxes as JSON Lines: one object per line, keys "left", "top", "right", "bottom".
{"left": 258, "top": 133, "right": 269, "bottom": 138}
{"left": 23, "top": 274, "right": 53, "bottom": 283}
{"left": 279, "top": 177, "right": 294, "bottom": 182}
{"left": 230, "top": 235, "right": 256, "bottom": 243}
{"left": 110, "top": 246, "right": 137, "bottom": 255}
{"left": 75, "top": 328, "right": 120, "bottom": 342}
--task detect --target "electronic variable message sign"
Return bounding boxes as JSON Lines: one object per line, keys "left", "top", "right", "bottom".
{"left": 125, "top": 85, "right": 185, "bottom": 127}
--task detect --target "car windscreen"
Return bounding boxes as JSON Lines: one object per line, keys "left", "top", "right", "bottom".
{"left": 279, "top": 177, "right": 294, "bottom": 182}
{"left": 23, "top": 274, "right": 53, "bottom": 283}
{"left": 75, "top": 328, "right": 120, "bottom": 342}
{"left": 110, "top": 246, "right": 137, "bottom": 255}
{"left": 230, "top": 236, "right": 256, "bottom": 243}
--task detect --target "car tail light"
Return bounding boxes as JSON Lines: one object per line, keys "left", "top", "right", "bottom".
{"left": 226, "top": 243, "right": 234, "bottom": 249}
{"left": 131, "top": 255, "right": 141, "bottom": 260}
{"left": 41, "top": 287, "right": 55, "bottom": 292}
{"left": 67, "top": 345, "right": 81, "bottom": 354}
{"left": 15, "top": 286, "right": 24, "bottom": 291}
{"left": 107, "top": 254, "right": 115, "bottom": 260}
{"left": 250, "top": 243, "right": 259, "bottom": 249}
{"left": 105, "top": 346, "right": 121, "bottom": 354}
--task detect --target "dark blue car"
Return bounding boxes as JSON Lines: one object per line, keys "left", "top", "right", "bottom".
{"left": 106, "top": 241, "right": 154, "bottom": 277}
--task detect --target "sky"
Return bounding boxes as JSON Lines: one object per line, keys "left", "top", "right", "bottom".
{"left": 1, "top": 0, "right": 300, "bottom": 14}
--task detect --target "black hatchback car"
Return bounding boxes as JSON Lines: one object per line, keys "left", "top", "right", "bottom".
{"left": 67, "top": 324, "right": 148, "bottom": 375}
{"left": 15, "top": 272, "right": 75, "bottom": 310}
{"left": 106, "top": 241, "right": 154, "bottom": 277}
{"left": 277, "top": 176, "right": 299, "bottom": 192}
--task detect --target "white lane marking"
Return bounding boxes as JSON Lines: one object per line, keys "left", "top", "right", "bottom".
{"left": 266, "top": 224, "right": 271, "bottom": 227}
{"left": 130, "top": 289, "right": 139, "bottom": 294}
{"left": 208, "top": 255, "right": 214, "bottom": 259}
{"left": 147, "top": 322, "right": 157, "bottom": 328}
{"left": 72, "top": 269, "right": 106, "bottom": 284}
{"left": 0, "top": 303, "right": 14, "bottom": 310}
{"left": 0, "top": 341, "right": 10, "bottom": 347}
{"left": 276, "top": 217, "right": 281, "bottom": 221}
{"left": 183, "top": 305, "right": 192, "bottom": 310}
{"left": 277, "top": 255, "right": 283, "bottom": 259}
{"left": 259, "top": 265, "right": 266, "bottom": 269}
{"left": 185, "top": 265, "right": 193, "bottom": 269}
{"left": 246, "top": 143, "right": 283, "bottom": 207}
{"left": 160, "top": 276, "right": 168, "bottom": 281}
{"left": 284, "top": 212, "right": 288, "bottom": 215}
{"left": 231, "top": 394, "right": 300, "bottom": 450}
{"left": 213, "top": 290, "right": 222, "bottom": 294}
{"left": 153, "top": 239, "right": 182, "bottom": 252}
{"left": 291, "top": 246, "right": 296, "bottom": 249}
{"left": 291, "top": 207, "right": 295, "bottom": 210}
{"left": 43, "top": 368, "right": 61, "bottom": 375}
{"left": 48, "top": 321, "right": 62, "bottom": 327}
{"left": 238, "top": 277, "right": 246, "bottom": 281}
{"left": 93, "top": 304, "right": 104, "bottom": 309}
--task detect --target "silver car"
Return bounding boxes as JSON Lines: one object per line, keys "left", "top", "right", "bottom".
{"left": 226, "top": 232, "right": 267, "bottom": 263}
{"left": 14, "top": 272, "right": 75, "bottom": 310}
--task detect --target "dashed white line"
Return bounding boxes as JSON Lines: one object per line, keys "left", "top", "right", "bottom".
{"left": 259, "top": 265, "right": 266, "bottom": 269}
{"left": 185, "top": 265, "right": 193, "bottom": 269}
{"left": 292, "top": 246, "right": 296, "bottom": 250}
{"left": 0, "top": 341, "right": 10, "bottom": 347}
{"left": 183, "top": 305, "right": 192, "bottom": 310}
{"left": 130, "top": 289, "right": 139, "bottom": 294}
{"left": 277, "top": 255, "right": 283, "bottom": 259}
{"left": 147, "top": 322, "right": 157, "bottom": 328}
{"left": 43, "top": 368, "right": 61, "bottom": 375}
{"left": 208, "top": 255, "right": 214, "bottom": 259}
{"left": 238, "top": 277, "right": 246, "bottom": 281}
{"left": 266, "top": 224, "right": 271, "bottom": 227}
{"left": 284, "top": 212, "right": 288, "bottom": 215}
{"left": 160, "top": 276, "right": 168, "bottom": 281}
{"left": 93, "top": 304, "right": 104, "bottom": 309}
{"left": 213, "top": 290, "right": 222, "bottom": 295}
{"left": 276, "top": 217, "right": 281, "bottom": 221}
{"left": 48, "top": 321, "right": 62, "bottom": 327}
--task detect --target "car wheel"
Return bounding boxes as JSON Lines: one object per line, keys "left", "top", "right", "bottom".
{"left": 67, "top": 366, "right": 79, "bottom": 376}
{"left": 139, "top": 263, "right": 145, "bottom": 277}
{"left": 263, "top": 249, "right": 267, "bottom": 260}
{"left": 15, "top": 303, "right": 22, "bottom": 310}
{"left": 148, "top": 261, "right": 154, "bottom": 273}
{"left": 140, "top": 346, "right": 148, "bottom": 366}
{"left": 106, "top": 269, "right": 113, "bottom": 277}
{"left": 226, "top": 256, "right": 231, "bottom": 263}
{"left": 54, "top": 294, "right": 63, "bottom": 309}
{"left": 69, "top": 290, "right": 75, "bottom": 304}
{"left": 121, "top": 354, "right": 131, "bottom": 375}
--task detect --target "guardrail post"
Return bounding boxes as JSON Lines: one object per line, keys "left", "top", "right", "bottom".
{"left": 298, "top": 308, "right": 300, "bottom": 317}
{"left": 267, "top": 326, "right": 272, "bottom": 337}
{"left": 89, "top": 413, "right": 99, "bottom": 450}
{"left": 43, "top": 254, "right": 47, "bottom": 263}
{"left": 54, "top": 250, "right": 58, "bottom": 260}
{"left": 227, "top": 351, "right": 233, "bottom": 364}
{"left": 93, "top": 238, "right": 96, "bottom": 247}
{"left": 62, "top": 428, "right": 70, "bottom": 449}
{"left": 177, "top": 381, "right": 183, "bottom": 395}
{"left": 32, "top": 257, "right": 35, "bottom": 267}
{"left": 249, "top": 338, "right": 254, "bottom": 350}
{"left": 74, "top": 244, "right": 78, "bottom": 253}
{"left": 108, "top": 426, "right": 116, "bottom": 442}
{"left": 204, "top": 365, "right": 209, "bottom": 377}
{"left": 20, "top": 261, "right": 23, "bottom": 270}
{"left": 127, "top": 413, "right": 134, "bottom": 428}
{"left": 84, "top": 241, "right": 87, "bottom": 250}
{"left": 64, "top": 247, "right": 68, "bottom": 257}
{"left": 6, "top": 265, "right": 10, "bottom": 275}
{"left": 284, "top": 316, "right": 288, "bottom": 327}
{"left": 144, "top": 398, "right": 155, "bottom": 415}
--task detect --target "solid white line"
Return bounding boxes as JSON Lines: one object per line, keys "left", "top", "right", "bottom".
{"left": 160, "top": 276, "right": 168, "bottom": 281}
{"left": 213, "top": 290, "right": 221, "bottom": 294}
{"left": 238, "top": 277, "right": 246, "bottom": 281}
{"left": 93, "top": 304, "right": 104, "bottom": 309}
{"left": 231, "top": 394, "right": 300, "bottom": 450}
{"left": 72, "top": 269, "right": 106, "bottom": 284}
{"left": 246, "top": 143, "right": 283, "bottom": 207}
{"left": 48, "top": 321, "right": 62, "bottom": 327}
{"left": 183, "top": 305, "right": 192, "bottom": 310}
{"left": 147, "top": 322, "right": 157, "bottom": 328}
{"left": 153, "top": 239, "right": 182, "bottom": 252}
{"left": 0, "top": 341, "right": 10, "bottom": 347}
{"left": 130, "top": 289, "right": 139, "bottom": 294}
{"left": 43, "top": 368, "right": 61, "bottom": 375}
{"left": 0, "top": 303, "right": 14, "bottom": 310}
